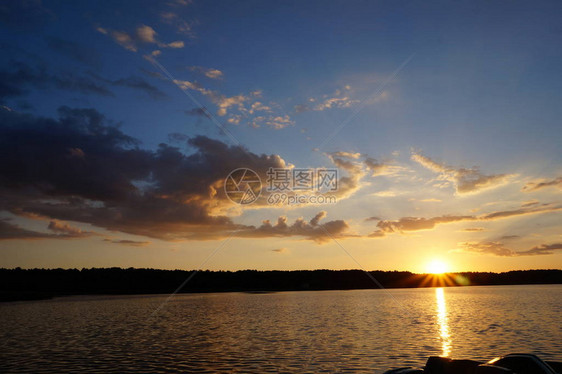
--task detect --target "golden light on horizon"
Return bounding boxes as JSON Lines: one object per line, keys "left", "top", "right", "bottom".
{"left": 426, "top": 259, "right": 449, "bottom": 274}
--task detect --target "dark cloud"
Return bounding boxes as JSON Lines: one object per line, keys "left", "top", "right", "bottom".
{"left": 460, "top": 241, "right": 562, "bottom": 257}
{"left": 185, "top": 107, "right": 210, "bottom": 118}
{"left": 0, "top": 219, "right": 53, "bottom": 240}
{"left": 0, "top": 61, "right": 167, "bottom": 103}
{"left": 521, "top": 200, "right": 540, "bottom": 208}
{"left": 140, "top": 68, "right": 165, "bottom": 80}
{"left": 0, "top": 108, "right": 350, "bottom": 242}
{"left": 46, "top": 37, "right": 101, "bottom": 68}
{"left": 294, "top": 104, "right": 310, "bottom": 113}
{"left": 103, "top": 239, "right": 151, "bottom": 247}
{"left": 522, "top": 177, "right": 562, "bottom": 192}
{"left": 89, "top": 73, "right": 168, "bottom": 100}
{"left": 0, "top": 218, "right": 91, "bottom": 240}
{"left": 0, "top": 0, "right": 56, "bottom": 32}
{"left": 499, "top": 235, "right": 520, "bottom": 240}
{"left": 0, "top": 61, "right": 113, "bottom": 102}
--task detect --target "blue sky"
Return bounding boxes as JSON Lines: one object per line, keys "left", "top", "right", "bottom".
{"left": 0, "top": 0, "right": 561, "bottom": 272}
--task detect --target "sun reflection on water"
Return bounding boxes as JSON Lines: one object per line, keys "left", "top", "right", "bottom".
{"left": 435, "top": 287, "right": 452, "bottom": 357}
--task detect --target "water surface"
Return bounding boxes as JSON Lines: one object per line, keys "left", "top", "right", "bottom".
{"left": 1, "top": 285, "right": 560, "bottom": 373}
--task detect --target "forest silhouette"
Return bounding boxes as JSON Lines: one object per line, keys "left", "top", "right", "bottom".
{"left": 1, "top": 268, "right": 561, "bottom": 301}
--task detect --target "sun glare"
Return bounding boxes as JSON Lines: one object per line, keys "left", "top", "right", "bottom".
{"left": 427, "top": 259, "right": 448, "bottom": 274}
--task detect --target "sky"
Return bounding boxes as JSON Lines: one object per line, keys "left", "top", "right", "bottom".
{"left": 0, "top": 0, "right": 561, "bottom": 273}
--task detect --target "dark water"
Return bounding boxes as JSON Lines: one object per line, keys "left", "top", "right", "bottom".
{"left": 1, "top": 285, "right": 560, "bottom": 373}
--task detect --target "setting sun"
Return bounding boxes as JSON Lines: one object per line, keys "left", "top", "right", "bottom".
{"left": 427, "top": 259, "right": 449, "bottom": 274}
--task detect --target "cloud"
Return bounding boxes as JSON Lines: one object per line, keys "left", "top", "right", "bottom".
{"left": 217, "top": 95, "right": 248, "bottom": 116}
{"left": 160, "top": 10, "right": 197, "bottom": 38}
{"left": 166, "top": 41, "right": 185, "bottom": 48}
{"left": 0, "top": 61, "right": 113, "bottom": 102}
{"left": 521, "top": 200, "right": 540, "bottom": 207}
{"left": 104, "top": 239, "right": 151, "bottom": 247}
{"left": 46, "top": 37, "right": 101, "bottom": 68}
{"left": 248, "top": 115, "right": 295, "bottom": 129}
{"left": 0, "top": 219, "right": 53, "bottom": 240}
{"left": 499, "top": 235, "right": 520, "bottom": 240}
{"left": 0, "top": 62, "right": 165, "bottom": 102}
{"left": 265, "top": 115, "right": 294, "bottom": 129}
{"left": 235, "top": 213, "right": 351, "bottom": 244}
{"left": 0, "top": 107, "right": 352, "bottom": 242}
{"left": 294, "top": 104, "right": 310, "bottom": 113}
{"left": 295, "top": 88, "right": 359, "bottom": 113}
{"left": 326, "top": 152, "right": 366, "bottom": 199}
{"left": 411, "top": 152, "right": 513, "bottom": 194}
{"left": 97, "top": 25, "right": 184, "bottom": 52}
{"left": 331, "top": 151, "right": 361, "bottom": 159}
{"left": 376, "top": 215, "right": 474, "bottom": 234}
{"left": 479, "top": 203, "right": 562, "bottom": 220}
{"left": 108, "top": 30, "right": 137, "bottom": 52}
{"left": 185, "top": 107, "right": 210, "bottom": 118}
{"left": 172, "top": 79, "right": 250, "bottom": 116}
{"left": 364, "top": 157, "right": 405, "bottom": 177}
{"left": 294, "top": 85, "right": 388, "bottom": 113}
{"left": 136, "top": 25, "right": 157, "bottom": 43}
{"left": 167, "top": 0, "right": 192, "bottom": 6}
{"left": 460, "top": 241, "right": 562, "bottom": 257}
{"left": 89, "top": 73, "right": 168, "bottom": 100}
{"left": 188, "top": 66, "right": 224, "bottom": 80}
{"left": 47, "top": 220, "right": 90, "bottom": 237}
{"left": 522, "top": 177, "right": 562, "bottom": 192}
{"left": 249, "top": 101, "right": 272, "bottom": 114}
{"left": 314, "top": 97, "right": 359, "bottom": 111}
{"left": 0, "top": 218, "right": 91, "bottom": 240}
{"left": 0, "top": 0, "right": 55, "bottom": 32}
{"left": 271, "top": 247, "right": 287, "bottom": 253}
{"left": 170, "top": 80, "right": 290, "bottom": 128}
{"left": 369, "top": 202, "right": 562, "bottom": 237}
{"left": 463, "top": 227, "right": 485, "bottom": 232}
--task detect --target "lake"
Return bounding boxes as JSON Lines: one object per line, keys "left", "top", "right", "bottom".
{"left": 0, "top": 284, "right": 560, "bottom": 373}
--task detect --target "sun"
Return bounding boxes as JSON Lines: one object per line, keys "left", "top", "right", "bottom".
{"left": 426, "top": 259, "right": 449, "bottom": 274}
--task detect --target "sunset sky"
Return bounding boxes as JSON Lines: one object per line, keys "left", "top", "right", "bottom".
{"left": 1, "top": 0, "right": 561, "bottom": 273}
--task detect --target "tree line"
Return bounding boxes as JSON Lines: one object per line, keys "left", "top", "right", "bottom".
{"left": 1, "top": 267, "right": 560, "bottom": 301}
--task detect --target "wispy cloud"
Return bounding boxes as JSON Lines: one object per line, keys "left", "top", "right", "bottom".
{"left": 522, "top": 177, "right": 562, "bottom": 192}
{"left": 188, "top": 66, "right": 224, "bottom": 80}
{"left": 369, "top": 202, "right": 562, "bottom": 237}
{"left": 294, "top": 86, "right": 364, "bottom": 113}
{"left": 0, "top": 219, "right": 92, "bottom": 240}
{"left": 97, "top": 25, "right": 184, "bottom": 53}
{"left": 459, "top": 241, "right": 562, "bottom": 256}
{"left": 411, "top": 151, "right": 513, "bottom": 194}
{"left": 104, "top": 239, "right": 151, "bottom": 247}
